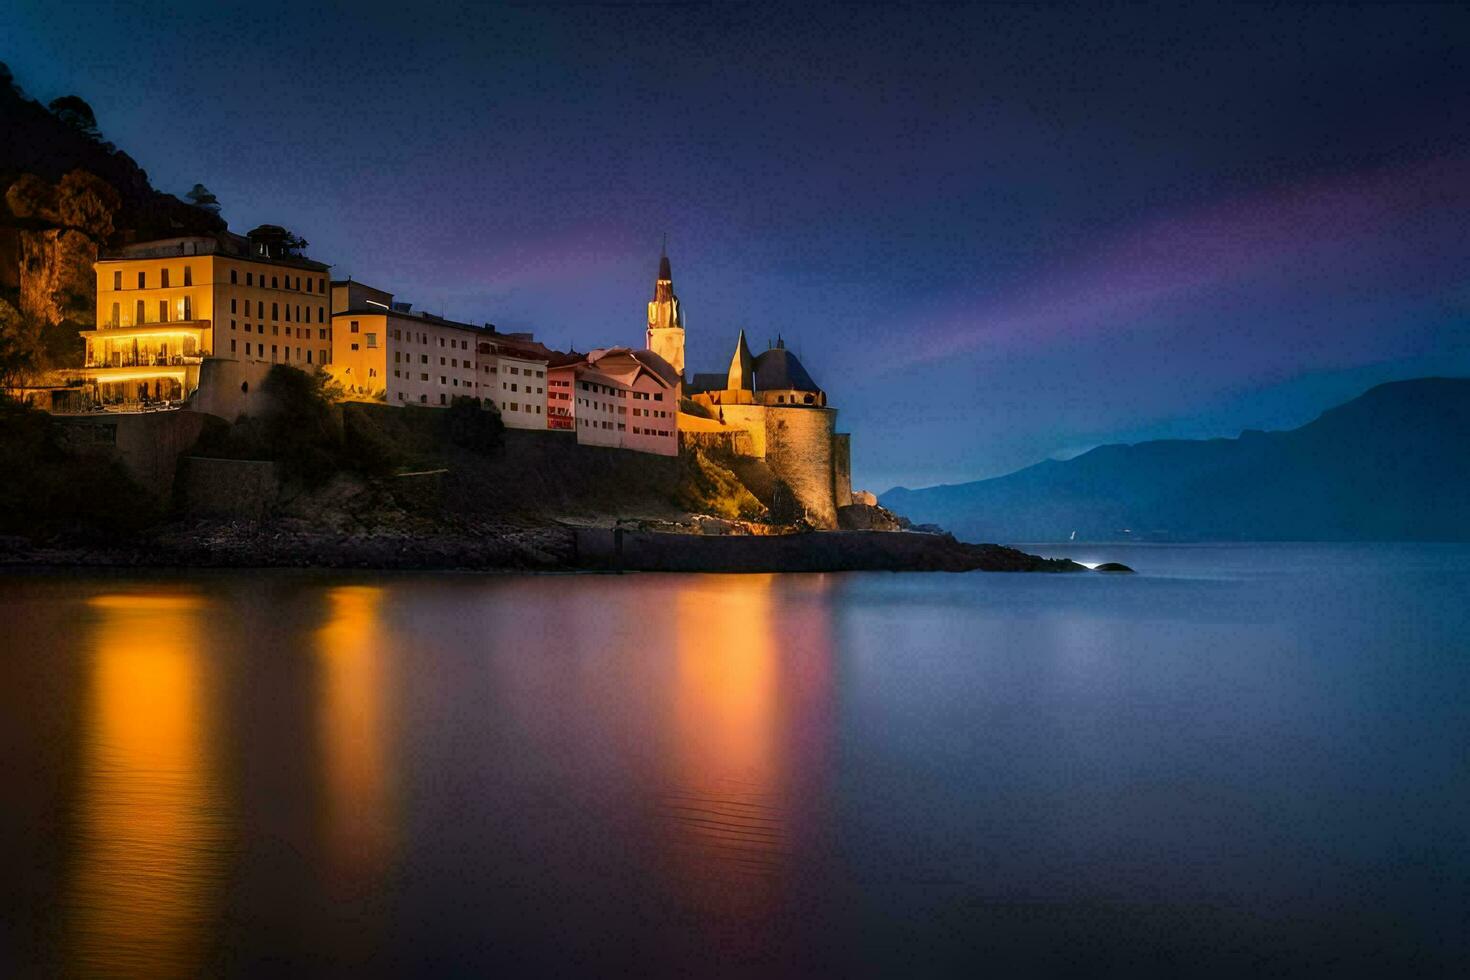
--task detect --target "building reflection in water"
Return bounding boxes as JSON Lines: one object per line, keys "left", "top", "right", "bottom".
{"left": 67, "top": 592, "right": 227, "bottom": 979}
{"left": 314, "top": 585, "right": 397, "bottom": 895}
{"left": 663, "top": 574, "right": 835, "bottom": 943}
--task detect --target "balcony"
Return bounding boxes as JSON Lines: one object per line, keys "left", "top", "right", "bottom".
{"left": 84, "top": 354, "right": 205, "bottom": 370}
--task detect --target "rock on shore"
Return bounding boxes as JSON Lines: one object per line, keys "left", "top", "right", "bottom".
{"left": 0, "top": 522, "right": 1087, "bottom": 574}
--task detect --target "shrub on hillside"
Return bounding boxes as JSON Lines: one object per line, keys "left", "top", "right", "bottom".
{"left": 190, "top": 365, "right": 347, "bottom": 486}
{"left": 674, "top": 448, "right": 766, "bottom": 521}
{"left": 444, "top": 396, "right": 505, "bottom": 454}
{"left": 342, "top": 405, "right": 409, "bottom": 476}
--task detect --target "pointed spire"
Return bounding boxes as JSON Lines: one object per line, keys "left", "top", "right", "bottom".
{"left": 727, "top": 328, "right": 754, "bottom": 391}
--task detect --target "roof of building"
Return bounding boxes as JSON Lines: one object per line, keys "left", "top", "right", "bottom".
{"left": 100, "top": 232, "right": 331, "bottom": 272}
{"left": 753, "top": 344, "right": 820, "bottom": 393}
{"left": 687, "top": 372, "right": 726, "bottom": 394}
{"left": 628, "top": 348, "right": 681, "bottom": 387}
{"left": 573, "top": 347, "right": 678, "bottom": 389}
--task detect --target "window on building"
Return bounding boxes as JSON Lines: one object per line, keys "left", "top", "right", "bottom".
{"left": 182, "top": 296, "right": 192, "bottom": 320}
{"left": 366, "top": 333, "right": 378, "bottom": 348}
{"left": 350, "top": 321, "right": 359, "bottom": 333}
{"left": 231, "top": 339, "right": 237, "bottom": 353}
{"left": 257, "top": 301, "right": 263, "bottom": 318}
{"left": 306, "top": 350, "right": 313, "bottom": 364}
{"left": 272, "top": 303, "right": 279, "bottom": 320}
{"left": 271, "top": 276, "right": 278, "bottom": 289}
{"left": 158, "top": 300, "right": 169, "bottom": 322}
{"left": 420, "top": 394, "right": 428, "bottom": 403}
{"left": 319, "top": 278, "right": 326, "bottom": 292}
{"left": 183, "top": 266, "right": 192, "bottom": 286}
{"left": 351, "top": 343, "right": 359, "bottom": 351}
{"left": 112, "top": 271, "right": 122, "bottom": 290}
{"left": 306, "top": 278, "right": 312, "bottom": 293}
{"left": 110, "top": 302, "right": 119, "bottom": 326}
{"left": 137, "top": 271, "right": 146, "bottom": 289}
{"left": 161, "top": 268, "right": 170, "bottom": 288}
{"left": 440, "top": 376, "right": 446, "bottom": 385}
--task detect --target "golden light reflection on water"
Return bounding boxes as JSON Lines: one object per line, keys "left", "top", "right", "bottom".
{"left": 664, "top": 574, "right": 821, "bottom": 925}
{"left": 314, "top": 586, "right": 397, "bottom": 892}
{"left": 67, "top": 591, "right": 226, "bottom": 979}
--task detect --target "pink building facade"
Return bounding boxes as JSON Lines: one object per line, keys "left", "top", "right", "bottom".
{"left": 547, "top": 348, "right": 678, "bottom": 456}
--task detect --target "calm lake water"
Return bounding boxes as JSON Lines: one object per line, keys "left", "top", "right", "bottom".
{"left": 2, "top": 544, "right": 1468, "bottom": 976}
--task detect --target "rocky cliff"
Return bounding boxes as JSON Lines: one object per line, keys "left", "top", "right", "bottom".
{"left": 0, "top": 62, "right": 224, "bottom": 372}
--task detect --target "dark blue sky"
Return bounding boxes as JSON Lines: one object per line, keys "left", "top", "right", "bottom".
{"left": 5, "top": 2, "right": 1468, "bottom": 490}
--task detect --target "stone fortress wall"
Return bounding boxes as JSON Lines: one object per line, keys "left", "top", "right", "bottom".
{"left": 763, "top": 406, "right": 838, "bottom": 528}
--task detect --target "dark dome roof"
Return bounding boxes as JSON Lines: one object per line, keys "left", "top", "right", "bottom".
{"left": 752, "top": 347, "right": 820, "bottom": 393}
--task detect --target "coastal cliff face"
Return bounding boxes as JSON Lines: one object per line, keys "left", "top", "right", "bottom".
{"left": 1, "top": 64, "right": 224, "bottom": 371}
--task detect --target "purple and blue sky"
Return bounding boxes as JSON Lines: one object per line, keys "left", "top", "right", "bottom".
{"left": 4, "top": 2, "right": 1468, "bottom": 490}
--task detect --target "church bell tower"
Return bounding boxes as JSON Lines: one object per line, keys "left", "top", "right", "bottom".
{"left": 646, "top": 249, "right": 685, "bottom": 380}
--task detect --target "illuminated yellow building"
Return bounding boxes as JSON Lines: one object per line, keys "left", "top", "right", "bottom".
{"left": 84, "top": 227, "right": 332, "bottom": 405}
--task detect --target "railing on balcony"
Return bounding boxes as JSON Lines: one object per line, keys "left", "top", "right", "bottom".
{"left": 84, "top": 354, "right": 205, "bottom": 369}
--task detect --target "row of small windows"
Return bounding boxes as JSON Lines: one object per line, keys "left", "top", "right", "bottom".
{"left": 227, "top": 268, "right": 326, "bottom": 293}
{"left": 232, "top": 298, "right": 325, "bottom": 322}
{"left": 231, "top": 322, "right": 329, "bottom": 340}
{"left": 577, "top": 380, "right": 663, "bottom": 401}
{"left": 575, "top": 398, "right": 664, "bottom": 418}
{"left": 113, "top": 268, "right": 192, "bottom": 290}
{"left": 226, "top": 339, "right": 330, "bottom": 364}
{"left": 112, "top": 267, "right": 325, "bottom": 293}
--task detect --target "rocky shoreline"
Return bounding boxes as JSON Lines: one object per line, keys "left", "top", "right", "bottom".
{"left": 0, "top": 521, "right": 1097, "bottom": 574}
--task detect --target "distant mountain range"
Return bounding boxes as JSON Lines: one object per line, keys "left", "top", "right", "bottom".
{"left": 881, "top": 377, "right": 1470, "bottom": 543}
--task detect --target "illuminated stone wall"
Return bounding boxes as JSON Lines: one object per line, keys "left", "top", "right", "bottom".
{"left": 764, "top": 407, "right": 838, "bottom": 528}
{"left": 832, "top": 433, "right": 851, "bottom": 505}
